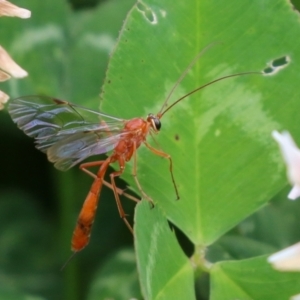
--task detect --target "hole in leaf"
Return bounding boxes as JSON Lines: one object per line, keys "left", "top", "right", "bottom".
{"left": 272, "top": 56, "right": 289, "bottom": 68}
{"left": 263, "top": 67, "right": 274, "bottom": 74}
{"left": 136, "top": 1, "right": 157, "bottom": 24}
{"left": 263, "top": 55, "right": 290, "bottom": 75}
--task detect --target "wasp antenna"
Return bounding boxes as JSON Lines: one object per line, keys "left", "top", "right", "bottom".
{"left": 159, "top": 71, "right": 262, "bottom": 118}
{"left": 60, "top": 251, "right": 78, "bottom": 271}
{"left": 158, "top": 42, "right": 221, "bottom": 117}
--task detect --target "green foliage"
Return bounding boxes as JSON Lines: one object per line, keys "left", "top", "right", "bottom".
{"left": 101, "top": 0, "right": 300, "bottom": 298}
{"left": 210, "top": 256, "right": 300, "bottom": 300}
{"left": 135, "top": 201, "right": 195, "bottom": 299}
{"left": 2, "top": 0, "right": 300, "bottom": 299}
{"left": 87, "top": 249, "right": 142, "bottom": 300}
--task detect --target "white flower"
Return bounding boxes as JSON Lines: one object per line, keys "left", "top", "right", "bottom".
{"left": 0, "top": 45, "right": 28, "bottom": 109}
{"left": 0, "top": 45, "right": 28, "bottom": 78}
{"left": 268, "top": 242, "right": 300, "bottom": 271}
{"left": 0, "top": 0, "right": 31, "bottom": 18}
{"left": 0, "top": 89, "right": 9, "bottom": 109}
{"left": 0, "top": 68, "right": 10, "bottom": 81}
{"left": 0, "top": 1, "right": 31, "bottom": 109}
{"left": 272, "top": 131, "right": 300, "bottom": 200}
{"left": 268, "top": 243, "right": 300, "bottom": 299}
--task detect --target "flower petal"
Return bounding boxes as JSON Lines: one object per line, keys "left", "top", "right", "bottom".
{"left": 288, "top": 185, "right": 300, "bottom": 200}
{"left": 0, "top": 0, "right": 31, "bottom": 18}
{"left": 0, "top": 90, "right": 9, "bottom": 110}
{"left": 272, "top": 131, "right": 300, "bottom": 190}
{"left": 291, "top": 294, "right": 300, "bottom": 300}
{"left": 268, "top": 242, "right": 300, "bottom": 271}
{"left": 0, "top": 69, "right": 10, "bottom": 81}
{"left": 0, "top": 45, "right": 27, "bottom": 78}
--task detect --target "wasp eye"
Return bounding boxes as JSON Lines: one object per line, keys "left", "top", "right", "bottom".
{"left": 153, "top": 118, "right": 161, "bottom": 131}
{"left": 147, "top": 114, "right": 161, "bottom": 131}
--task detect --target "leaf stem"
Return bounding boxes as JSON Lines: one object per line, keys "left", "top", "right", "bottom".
{"left": 191, "top": 244, "right": 212, "bottom": 278}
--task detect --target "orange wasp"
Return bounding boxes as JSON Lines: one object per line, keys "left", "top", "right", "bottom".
{"left": 8, "top": 46, "right": 260, "bottom": 254}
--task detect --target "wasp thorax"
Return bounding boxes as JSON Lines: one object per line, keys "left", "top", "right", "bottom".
{"left": 147, "top": 113, "right": 161, "bottom": 131}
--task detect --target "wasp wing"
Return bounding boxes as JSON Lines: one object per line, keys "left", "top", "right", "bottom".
{"left": 8, "top": 96, "right": 128, "bottom": 170}
{"left": 46, "top": 130, "right": 128, "bottom": 171}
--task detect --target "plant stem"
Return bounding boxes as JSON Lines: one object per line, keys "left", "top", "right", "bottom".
{"left": 54, "top": 169, "right": 80, "bottom": 300}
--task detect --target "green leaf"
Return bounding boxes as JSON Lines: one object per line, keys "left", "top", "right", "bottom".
{"left": 101, "top": 0, "right": 300, "bottom": 247}
{"left": 135, "top": 200, "right": 195, "bottom": 300}
{"left": 210, "top": 255, "right": 300, "bottom": 300}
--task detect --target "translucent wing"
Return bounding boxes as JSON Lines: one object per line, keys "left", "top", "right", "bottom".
{"left": 8, "top": 96, "right": 128, "bottom": 170}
